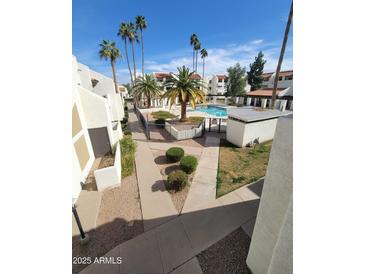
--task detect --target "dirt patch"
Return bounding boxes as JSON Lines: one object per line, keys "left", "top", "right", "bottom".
{"left": 197, "top": 228, "right": 252, "bottom": 274}
{"left": 152, "top": 150, "right": 197, "bottom": 214}
{"left": 217, "top": 139, "right": 272, "bottom": 197}
{"left": 72, "top": 169, "right": 143, "bottom": 273}
{"left": 98, "top": 153, "right": 115, "bottom": 169}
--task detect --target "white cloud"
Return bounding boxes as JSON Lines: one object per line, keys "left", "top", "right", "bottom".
{"left": 145, "top": 39, "right": 293, "bottom": 76}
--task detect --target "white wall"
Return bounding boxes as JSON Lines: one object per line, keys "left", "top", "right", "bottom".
{"left": 90, "top": 69, "right": 115, "bottom": 97}
{"left": 107, "top": 93, "right": 125, "bottom": 121}
{"left": 72, "top": 56, "right": 96, "bottom": 201}
{"left": 226, "top": 119, "right": 246, "bottom": 147}
{"left": 94, "top": 141, "right": 122, "bottom": 191}
{"left": 246, "top": 115, "right": 293, "bottom": 274}
{"left": 77, "top": 63, "right": 93, "bottom": 90}
{"left": 226, "top": 118, "right": 278, "bottom": 147}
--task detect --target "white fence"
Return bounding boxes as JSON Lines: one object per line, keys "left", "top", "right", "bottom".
{"left": 94, "top": 141, "right": 122, "bottom": 191}
{"left": 165, "top": 122, "right": 203, "bottom": 140}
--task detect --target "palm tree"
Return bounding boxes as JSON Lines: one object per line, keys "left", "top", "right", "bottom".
{"left": 127, "top": 22, "right": 139, "bottom": 83}
{"left": 135, "top": 15, "right": 147, "bottom": 76}
{"left": 163, "top": 66, "right": 206, "bottom": 122}
{"left": 118, "top": 22, "right": 134, "bottom": 85}
{"left": 194, "top": 40, "right": 201, "bottom": 73}
{"left": 200, "top": 48, "right": 208, "bottom": 80}
{"left": 133, "top": 74, "right": 162, "bottom": 108}
{"left": 190, "top": 34, "right": 198, "bottom": 71}
{"left": 98, "top": 40, "right": 121, "bottom": 94}
{"left": 271, "top": 1, "right": 293, "bottom": 109}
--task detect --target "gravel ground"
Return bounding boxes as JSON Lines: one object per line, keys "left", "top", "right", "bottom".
{"left": 197, "top": 228, "right": 252, "bottom": 274}
{"left": 72, "top": 169, "right": 143, "bottom": 273}
{"left": 152, "top": 149, "right": 197, "bottom": 213}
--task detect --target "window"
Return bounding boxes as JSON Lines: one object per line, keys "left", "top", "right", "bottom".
{"left": 286, "top": 75, "right": 293, "bottom": 80}
{"left": 278, "top": 76, "right": 283, "bottom": 81}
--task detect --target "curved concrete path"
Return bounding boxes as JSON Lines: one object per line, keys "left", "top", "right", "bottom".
{"left": 128, "top": 107, "right": 178, "bottom": 231}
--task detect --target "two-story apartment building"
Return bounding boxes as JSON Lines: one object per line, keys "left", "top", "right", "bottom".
{"left": 72, "top": 55, "right": 124, "bottom": 202}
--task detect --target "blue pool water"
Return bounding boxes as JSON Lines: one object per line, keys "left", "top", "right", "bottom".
{"left": 192, "top": 105, "right": 227, "bottom": 117}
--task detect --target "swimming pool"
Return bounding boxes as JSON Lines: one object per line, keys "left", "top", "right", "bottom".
{"left": 191, "top": 105, "right": 227, "bottom": 117}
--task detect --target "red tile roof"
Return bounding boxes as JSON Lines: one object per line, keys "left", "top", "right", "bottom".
{"left": 216, "top": 74, "right": 228, "bottom": 80}
{"left": 247, "top": 88, "right": 286, "bottom": 97}
{"left": 261, "top": 70, "right": 293, "bottom": 79}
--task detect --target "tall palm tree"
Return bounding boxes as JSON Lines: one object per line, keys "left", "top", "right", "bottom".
{"left": 200, "top": 48, "right": 208, "bottom": 79}
{"left": 127, "top": 22, "right": 139, "bottom": 83}
{"left": 133, "top": 74, "right": 162, "bottom": 108}
{"left": 194, "top": 40, "right": 201, "bottom": 73}
{"left": 190, "top": 34, "right": 198, "bottom": 71}
{"left": 271, "top": 1, "right": 293, "bottom": 109}
{"left": 135, "top": 15, "right": 147, "bottom": 76}
{"left": 98, "top": 40, "right": 121, "bottom": 94}
{"left": 163, "top": 66, "right": 206, "bottom": 122}
{"left": 118, "top": 22, "right": 134, "bottom": 85}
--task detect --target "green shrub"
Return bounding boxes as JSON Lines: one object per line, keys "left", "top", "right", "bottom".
{"left": 188, "top": 116, "right": 204, "bottom": 124}
{"left": 122, "top": 117, "right": 128, "bottom": 124}
{"left": 120, "top": 136, "right": 136, "bottom": 154}
{"left": 124, "top": 129, "right": 132, "bottom": 136}
{"left": 180, "top": 155, "right": 198, "bottom": 174}
{"left": 166, "top": 147, "right": 184, "bottom": 163}
{"left": 151, "top": 111, "right": 177, "bottom": 119}
{"left": 124, "top": 106, "right": 128, "bottom": 111}
{"left": 120, "top": 137, "right": 137, "bottom": 177}
{"left": 155, "top": 118, "right": 165, "bottom": 127}
{"left": 166, "top": 170, "right": 188, "bottom": 191}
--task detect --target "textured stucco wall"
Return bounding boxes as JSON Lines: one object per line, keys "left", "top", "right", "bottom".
{"left": 246, "top": 115, "right": 293, "bottom": 274}
{"left": 227, "top": 118, "right": 278, "bottom": 147}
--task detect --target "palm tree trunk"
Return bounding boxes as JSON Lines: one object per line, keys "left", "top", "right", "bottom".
{"left": 202, "top": 58, "right": 205, "bottom": 92}
{"left": 271, "top": 1, "right": 293, "bottom": 109}
{"left": 131, "top": 39, "right": 137, "bottom": 82}
{"left": 147, "top": 95, "right": 151, "bottom": 108}
{"left": 195, "top": 51, "right": 198, "bottom": 74}
{"left": 111, "top": 60, "right": 119, "bottom": 94}
{"left": 192, "top": 49, "right": 195, "bottom": 71}
{"left": 124, "top": 39, "right": 133, "bottom": 85}
{"left": 141, "top": 31, "right": 145, "bottom": 76}
{"left": 180, "top": 102, "right": 187, "bottom": 122}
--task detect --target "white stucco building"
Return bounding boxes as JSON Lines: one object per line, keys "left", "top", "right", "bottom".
{"left": 226, "top": 107, "right": 291, "bottom": 147}
{"left": 72, "top": 55, "right": 124, "bottom": 201}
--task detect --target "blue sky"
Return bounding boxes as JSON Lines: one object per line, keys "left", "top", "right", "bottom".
{"left": 73, "top": 0, "right": 293, "bottom": 84}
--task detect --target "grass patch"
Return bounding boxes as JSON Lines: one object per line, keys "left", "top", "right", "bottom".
{"left": 216, "top": 139, "right": 272, "bottom": 197}
{"left": 120, "top": 136, "right": 137, "bottom": 177}
{"left": 187, "top": 116, "right": 205, "bottom": 124}
{"left": 151, "top": 111, "right": 177, "bottom": 120}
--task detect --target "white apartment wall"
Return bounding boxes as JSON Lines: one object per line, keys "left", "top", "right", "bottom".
{"left": 107, "top": 93, "right": 125, "bottom": 121}
{"left": 77, "top": 63, "right": 93, "bottom": 90}
{"left": 90, "top": 69, "right": 115, "bottom": 97}
{"left": 246, "top": 115, "right": 293, "bottom": 274}
{"left": 72, "top": 57, "right": 95, "bottom": 200}
{"left": 226, "top": 118, "right": 278, "bottom": 147}
{"left": 77, "top": 86, "right": 115, "bottom": 146}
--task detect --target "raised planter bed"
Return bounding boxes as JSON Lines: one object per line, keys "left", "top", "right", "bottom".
{"left": 165, "top": 121, "right": 203, "bottom": 140}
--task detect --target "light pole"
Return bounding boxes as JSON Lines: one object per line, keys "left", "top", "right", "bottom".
{"left": 72, "top": 204, "right": 90, "bottom": 245}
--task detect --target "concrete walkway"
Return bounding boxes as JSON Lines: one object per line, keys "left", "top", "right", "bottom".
{"left": 128, "top": 107, "right": 178, "bottom": 231}
{"left": 80, "top": 181, "right": 262, "bottom": 274}
{"left": 72, "top": 190, "right": 102, "bottom": 237}
{"left": 182, "top": 136, "right": 220, "bottom": 213}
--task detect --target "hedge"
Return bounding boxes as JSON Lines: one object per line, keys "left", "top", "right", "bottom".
{"left": 166, "top": 170, "right": 188, "bottom": 191}
{"left": 180, "top": 155, "right": 198, "bottom": 174}
{"left": 166, "top": 147, "right": 184, "bottom": 163}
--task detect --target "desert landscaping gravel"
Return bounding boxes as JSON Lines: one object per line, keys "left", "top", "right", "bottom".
{"left": 72, "top": 169, "right": 143, "bottom": 273}
{"left": 197, "top": 228, "right": 252, "bottom": 274}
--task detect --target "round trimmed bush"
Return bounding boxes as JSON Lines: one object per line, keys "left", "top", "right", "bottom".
{"left": 155, "top": 118, "right": 165, "bottom": 128}
{"left": 166, "top": 147, "right": 184, "bottom": 163}
{"left": 180, "top": 156, "right": 198, "bottom": 174}
{"left": 167, "top": 170, "right": 188, "bottom": 191}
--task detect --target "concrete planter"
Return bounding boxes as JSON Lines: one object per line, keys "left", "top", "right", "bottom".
{"left": 165, "top": 122, "right": 203, "bottom": 140}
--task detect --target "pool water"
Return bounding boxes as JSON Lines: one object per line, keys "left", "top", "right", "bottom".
{"left": 192, "top": 105, "right": 227, "bottom": 117}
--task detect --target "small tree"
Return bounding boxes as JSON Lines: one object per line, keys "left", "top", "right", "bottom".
{"left": 226, "top": 63, "right": 246, "bottom": 96}
{"left": 247, "top": 51, "right": 266, "bottom": 91}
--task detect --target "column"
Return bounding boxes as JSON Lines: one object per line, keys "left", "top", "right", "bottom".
{"left": 235, "top": 97, "right": 239, "bottom": 104}
{"left": 224, "top": 97, "right": 228, "bottom": 105}
{"left": 261, "top": 98, "right": 267, "bottom": 109}
{"left": 246, "top": 97, "right": 252, "bottom": 106}
{"left": 254, "top": 98, "right": 258, "bottom": 106}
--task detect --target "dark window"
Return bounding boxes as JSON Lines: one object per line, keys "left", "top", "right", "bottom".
{"left": 286, "top": 75, "right": 293, "bottom": 80}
